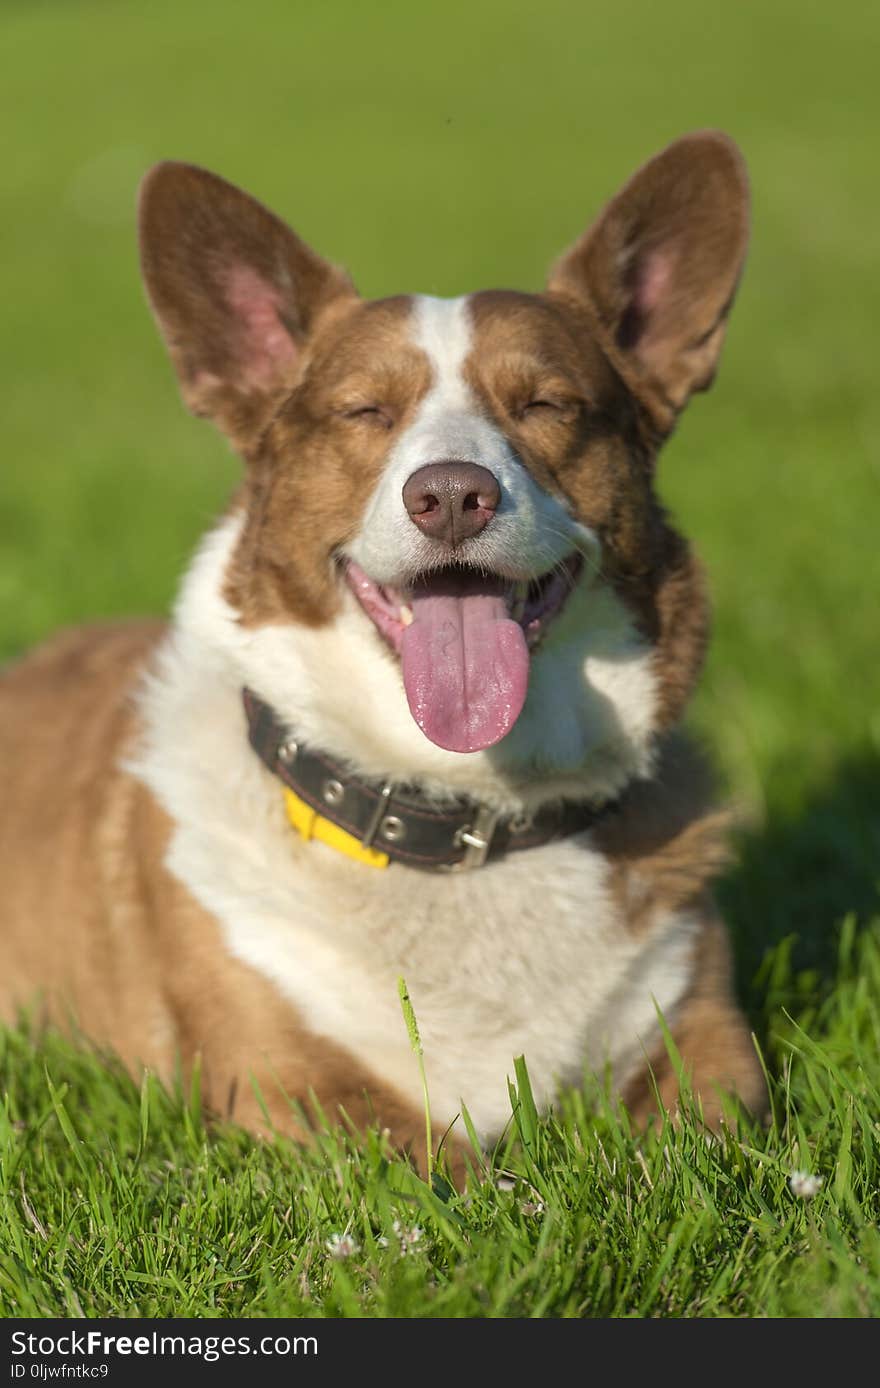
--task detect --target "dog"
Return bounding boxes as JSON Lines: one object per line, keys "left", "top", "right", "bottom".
{"left": 0, "top": 132, "right": 765, "bottom": 1177}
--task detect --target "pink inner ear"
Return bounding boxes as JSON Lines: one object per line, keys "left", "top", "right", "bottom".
{"left": 617, "top": 246, "right": 674, "bottom": 353}
{"left": 632, "top": 249, "right": 672, "bottom": 317}
{"left": 223, "top": 264, "right": 299, "bottom": 391}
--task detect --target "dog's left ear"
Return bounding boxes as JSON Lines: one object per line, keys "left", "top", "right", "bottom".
{"left": 548, "top": 131, "right": 749, "bottom": 436}
{"left": 139, "top": 163, "right": 356, "bottom": 452}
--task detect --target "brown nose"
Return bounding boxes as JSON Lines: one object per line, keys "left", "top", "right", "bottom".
{"left": 402, "top": 462, "right": 501, "bottom": 548}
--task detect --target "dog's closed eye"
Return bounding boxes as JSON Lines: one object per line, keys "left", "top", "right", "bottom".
{"left": 518, "top": 396, "right": 580, "bottom": 423}
{"left": 340, "top": 404, "right": 395, "bottom": 429}
{"left": 523, "top": 397, "right": 569, "bottom": 412}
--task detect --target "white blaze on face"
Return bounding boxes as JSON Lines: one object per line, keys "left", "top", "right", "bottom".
{"left": 345, "top": 296, "right": 602, "bottom": 754}
{"left": 347, "top": 295, "right": 595, "bottom": 585}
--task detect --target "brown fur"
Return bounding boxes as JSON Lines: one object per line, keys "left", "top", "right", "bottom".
{"left": 622, "top": 912, "right": 763, "bottom": 1127}
{"left": 598, "top": 736, "right": 764, "bottom": 1119}
{"left": 548, "top": 131, "right": 750, "bottom": 437}
{"left": 0, "top": 623, "right": 439, "bottom": 1169}
{"left": 465, "top": 290, "right": 712, "bottom": 729}
{"left": 224, "top": 296, "right": 430, "bottom": 627}
{"left": 139, "top": 163, "right": 356, "bottom": 451}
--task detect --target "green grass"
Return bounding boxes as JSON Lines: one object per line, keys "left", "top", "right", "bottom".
{"left": 1, "top": 0, "right": 878, "bottom": 1318}
{"left": 3, "top": 921, "right": 880, "bottom": 1317}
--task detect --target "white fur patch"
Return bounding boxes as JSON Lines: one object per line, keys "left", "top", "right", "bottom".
{"left": 132, "top": 504, "right": 691, "bottom": 1145}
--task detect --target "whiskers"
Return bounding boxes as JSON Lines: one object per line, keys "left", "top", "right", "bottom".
{"left": 538, "top": 521, "right": 605, "bottom": 588}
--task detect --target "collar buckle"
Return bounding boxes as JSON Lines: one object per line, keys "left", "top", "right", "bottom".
{"left": 449, "top": 803, "right": 500, "bottom": 871}
{"left": 243, "top": 688, "right": 614, "bottom": 872}
{"left": 360, "top": 780, "right": 395, "bottom": 850}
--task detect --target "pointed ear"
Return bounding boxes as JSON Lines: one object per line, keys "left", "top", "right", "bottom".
{"left": 548, "top": 132, "right": 749, "bottom": 435}
{"left": 138, "top": 163, "right": 356, "bottom": 450}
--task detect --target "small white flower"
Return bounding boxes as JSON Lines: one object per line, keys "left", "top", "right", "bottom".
{"left": 392, "top": 1219, "right": 424, "bottom": 1254}
{"left": 789, "top": 1170, "right": 823, "bottom": 1199}
{"left": 325, "top": 1231, "right": 360, "bottom": 1259}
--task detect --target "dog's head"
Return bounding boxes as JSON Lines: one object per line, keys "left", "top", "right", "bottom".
{"left": 139, "top": 134, "right": 748, "bottom": 805}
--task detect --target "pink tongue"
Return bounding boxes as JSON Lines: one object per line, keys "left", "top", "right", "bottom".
{"left": 401, "top": 591, "right": 529, "bottom": 753}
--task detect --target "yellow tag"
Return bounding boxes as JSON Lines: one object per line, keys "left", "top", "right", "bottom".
{"left": 283, "top": 786, "right": 390, "bottom": 869}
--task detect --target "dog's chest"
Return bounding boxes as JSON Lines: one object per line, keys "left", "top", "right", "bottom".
{"left": 165, "top": 794, "right": 697, "bottom": 1144}
{"left": 134, "top": 548, "right": 694, "bottom": 1144}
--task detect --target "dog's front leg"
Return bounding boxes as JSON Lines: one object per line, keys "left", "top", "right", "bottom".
{"left": 621, "top": 913, "right": 766, "bottom": 1131}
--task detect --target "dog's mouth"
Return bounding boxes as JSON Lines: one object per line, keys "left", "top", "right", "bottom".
{"left": 345, "top": 555, "right": 583, "bottom": 753}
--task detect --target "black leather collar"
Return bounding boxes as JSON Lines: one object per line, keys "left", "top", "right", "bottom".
{"left": 243, "top": 688, "right": 613, "bottom": 871}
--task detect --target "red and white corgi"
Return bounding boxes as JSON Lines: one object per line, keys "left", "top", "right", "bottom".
{"left": 0, "top": 132, "right": 764, "bottom": 1175}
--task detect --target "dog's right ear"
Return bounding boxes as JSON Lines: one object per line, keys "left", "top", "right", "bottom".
{"left": 138, "top": 163, "right": 355, "bottom": 451}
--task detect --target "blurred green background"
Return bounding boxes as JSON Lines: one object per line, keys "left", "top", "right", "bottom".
{"left": 2, "top": 0, "right": 878, "bottom": 980}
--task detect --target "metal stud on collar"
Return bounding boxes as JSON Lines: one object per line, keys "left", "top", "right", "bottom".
{"left": 277, "top": 736, "right": 299, "bottom": 765}
{"left": 379, "top": 815, "right": 406, "bottom": 843}
{"left": 322, "top": 778, "right": 345, "bottom": 807}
